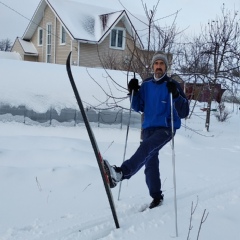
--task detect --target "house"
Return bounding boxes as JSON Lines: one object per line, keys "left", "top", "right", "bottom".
{"left": 171, "top": 74, "right": 226, "bottom": 103}
{"left": 11, "top": 0, "right": 152, "bottom": 71}
{"left": 184, "top": 83, "right": 226, "bottom": 104}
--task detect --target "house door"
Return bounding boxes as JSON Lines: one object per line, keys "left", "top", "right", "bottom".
{"left": 46, "top": 23, "right": 52, "bottom": 63}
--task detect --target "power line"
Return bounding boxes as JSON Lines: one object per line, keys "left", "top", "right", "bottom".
{"left": 0, "top": 1, "right": 74, "bottom": 49}
{"left": 0, "top": 1, "right": 33, "bottom": 23}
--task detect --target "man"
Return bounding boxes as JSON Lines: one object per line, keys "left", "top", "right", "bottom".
{"left": 104, "top": 53, "right": 189, "bottom": 209}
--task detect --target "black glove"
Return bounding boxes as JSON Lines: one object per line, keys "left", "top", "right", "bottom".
{"left": 128, "top": 78, "right": 140, "bottom": 94}
{"left": 166, "top": 81, "right": 179, "bottom": 98}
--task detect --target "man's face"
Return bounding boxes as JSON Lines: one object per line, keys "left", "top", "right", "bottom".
{"left": 153, "top": 60, "right": 166, "bottom": 78}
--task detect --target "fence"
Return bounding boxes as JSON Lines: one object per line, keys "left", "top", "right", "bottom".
{"left": 0, "top": 104, "right": 141, "bottom": 128}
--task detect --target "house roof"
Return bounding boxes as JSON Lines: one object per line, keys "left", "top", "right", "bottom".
{"left": 23, "top": 0, "right": 148, "bottom": 49}
{"left": 18, "top": 38, "right": 38, "bottom": 55}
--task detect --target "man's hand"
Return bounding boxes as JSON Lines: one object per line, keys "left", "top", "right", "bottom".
{"left": 166, "top": 81, "right": 179, "bottom": 98}
{"left": 128, "top": 78, "right": 140, "bottom": 94}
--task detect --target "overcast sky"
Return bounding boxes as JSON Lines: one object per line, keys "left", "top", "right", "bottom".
{"left": 0, "top": 0, "right": 240, "bottom": 43}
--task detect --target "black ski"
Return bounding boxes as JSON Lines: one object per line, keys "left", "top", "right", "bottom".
{"left": 66, "top": 52, "right": 120, "bottom": 229}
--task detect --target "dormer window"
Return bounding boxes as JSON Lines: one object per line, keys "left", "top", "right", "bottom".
{"left": 38, "top": 28, "right": 43, "bottom": 46}
{"left": 110, "top": 27, "right": 126, "bottom": 50}
{"left": 60, "top": 25, "right": 66, "bottom": 45}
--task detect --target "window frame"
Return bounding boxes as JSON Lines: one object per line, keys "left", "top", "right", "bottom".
{"left": 38, "top": 27, "right": 43, "bottom": 46}
{"left": 60, "top": 25, "right": 66, "bottom": 45}
{"left": 109, "top": 27, "right": 126, "bottom": 50}
{"left": 46, "top": 23, "right": 52, "bottom": 63}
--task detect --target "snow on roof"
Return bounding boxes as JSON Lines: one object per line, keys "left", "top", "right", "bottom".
{"left": 48, "top": 0, "right": 124, "bottom": 41}
{"left": 18, "top": 38, "right": 38, "bottom": 55}
{"left": 23, "top": 0, "right": 148, "bottom": 48}
{"left": 0, "top": 51, "right": 22, "bottom": 61}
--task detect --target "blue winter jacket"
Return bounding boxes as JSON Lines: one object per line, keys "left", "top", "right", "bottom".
{"left": 131, "top": 74, "right": 189, "bottom": 130}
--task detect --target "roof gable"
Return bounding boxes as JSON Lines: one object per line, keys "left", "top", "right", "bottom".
{"left": 23, "top": 0, "right": 47, "bottom": 40}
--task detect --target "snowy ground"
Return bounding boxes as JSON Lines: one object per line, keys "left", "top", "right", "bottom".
{"left": 0, "top": 104, "right": 240, "bottom": 240}
{"left": 0, "top": 58, "right": 240, "bottom": 240}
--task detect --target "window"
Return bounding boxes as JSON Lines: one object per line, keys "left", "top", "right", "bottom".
{"left": 60, "top": 25, "right": 66, "bottom": 45}
{"left": 110, "top": 28, "right": 126, "bottom": 50}
{"left": 38, "top": 28, "right": 43, "bottom": 46}
{"left": 46, "top": 23, "right": 52, "bottom": 63}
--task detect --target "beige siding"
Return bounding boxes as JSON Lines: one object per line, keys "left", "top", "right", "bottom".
{"left": 43, "top": 5, "right": 55, "bottom": 63}
{"left": 79, "top": 21, "right": 136, "bottom": 69}
{"left": 11, "top": 39, "right": 25, "bottom": 60}
{"left": 24, "top": 55, "right": 38, "bottom": 62}
{"left": 79, "top": 43, "right": 100, "bottom": 67}
{"left": 30, "top": 5, "right": 77, "bottom": 65}
{"left": 80, "top": 36, "right": 128, "bottom": 68}
{"left": 30, "top": 6, "right": 52, "bottom": 63}
{"left": 31, "top": 18, "right": 44, "bottom": 62}
{"left": 55, "top": 18, "right": 73, "bottom": 65}
{"left": 12, "top": 39, "right": 38, "bottom": 62}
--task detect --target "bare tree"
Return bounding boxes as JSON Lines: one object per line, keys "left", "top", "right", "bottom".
{"left": 0, "top": 38, "right": 12, "bottom": 51}
{"left": 186, "top": 196, "right": 209, "bottom": 240}
{"left": 176, "top": 5, "right": 240, "bottom": 131}
{"left": 174, "top": 36, "right": 211, "bottom": 117}
{"left": 126, "top": 4, "right": 181, "bottom": 79}
{"left": 197, "top": 209, "right": 209, "bottom": 240}
{"left": 187, "top": 197, "right": 198, "bottom": 240}
{"left": 93, "top": 1, "right": 182, "bottom": 113}
{"left": 200, "top": 5, "right": 240, "bottom": 130}
{"left": 100, "top": 1, "right": 181, "bottom": 80}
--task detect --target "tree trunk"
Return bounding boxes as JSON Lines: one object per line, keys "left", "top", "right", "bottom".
{"left": 205, "top": 100, "right": 211, "bottom": 131}
{"left": 205, "top": 86, "right": 215, "bottom": 131}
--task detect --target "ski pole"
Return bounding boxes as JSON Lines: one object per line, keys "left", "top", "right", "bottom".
{"left": 118, "top": 89, "right": 134, "bottom": 201}
{"left": 170, "top": 91, "right": 179, "bottom": 237}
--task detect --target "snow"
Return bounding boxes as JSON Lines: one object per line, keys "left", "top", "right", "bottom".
{"left": 0, "top": 59, "right": 240, "bottom": 240}
{"left": 0, "top": 52, "right": 22, "bottom": 61}
{"left": 44, "top": 0, "right": 145, "bottom": 42}
{"left": 0, "top": 59, "right": 138, "bottom": 114}
{"left": 47, "top": 0, "right": 114, "bottom": 41}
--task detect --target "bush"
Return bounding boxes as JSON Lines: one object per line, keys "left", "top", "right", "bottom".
{"left": 214, "top": 103, "right": 230, "bottom": 122}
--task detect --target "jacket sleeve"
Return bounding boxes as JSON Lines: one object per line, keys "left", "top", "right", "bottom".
{"left": 173, "top": 80, "right": 189, "bottom": 119}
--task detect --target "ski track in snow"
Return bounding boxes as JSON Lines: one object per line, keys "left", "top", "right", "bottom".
{"left": 0, "top": 112, "right": 240, "bottom": 240}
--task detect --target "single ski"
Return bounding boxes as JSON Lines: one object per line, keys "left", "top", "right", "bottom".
{"left": 66, "top": 52, "right": 120, "bottom": 229}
